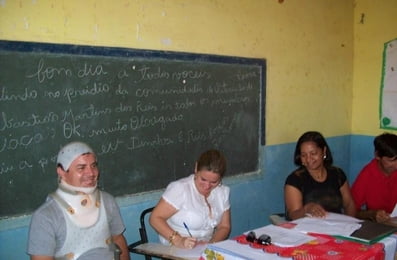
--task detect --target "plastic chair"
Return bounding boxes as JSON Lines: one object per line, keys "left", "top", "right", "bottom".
{"left": 128, "top": 206, "right": 155, "bottom": 260}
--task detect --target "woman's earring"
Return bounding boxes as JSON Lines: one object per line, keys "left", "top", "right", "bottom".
{"left": 323, "top": 155, "right": 327, "bottom": 159}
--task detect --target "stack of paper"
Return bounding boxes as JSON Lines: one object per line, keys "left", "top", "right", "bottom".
{"left": 291, "top": 212, "right": 362, "bottom": 236}
{"left": 291, "top": 212, "right": 397, "bottom": 244}
{"left": 206, "top": 240, "right": 290, "bottom": 260}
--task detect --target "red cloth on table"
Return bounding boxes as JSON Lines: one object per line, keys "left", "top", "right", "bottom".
{"left": 233, "top": 232, "right": 385, "bottom": 260}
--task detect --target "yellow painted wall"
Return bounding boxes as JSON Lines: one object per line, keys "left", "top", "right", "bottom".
{"left": 352, "top": 0, "right": 397, "bottom": 135}
{"left": 1, "top": 0, "right": 355, "bottom": 145}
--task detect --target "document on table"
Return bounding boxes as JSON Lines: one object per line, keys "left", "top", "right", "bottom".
{"left": 390, "top": 203, "right": 397, "bottom": 217}
{"left": 207, "top": 240, "right": 291, "bottom": 260}
{"left": 387, "top": 204, "right": 397, "bottom": 226}
{"left": 291, "top": 212, "right": 362, "bottom": 236}
{"left": 252, "top": 224, "right": 316, "bottom": 247}
{"left": 318, "top": 212, "right": 362, "bottom": 223}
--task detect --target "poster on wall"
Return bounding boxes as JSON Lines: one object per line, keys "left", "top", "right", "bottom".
{"left": 380, "top": 37, "right": 397, "bottom": 130}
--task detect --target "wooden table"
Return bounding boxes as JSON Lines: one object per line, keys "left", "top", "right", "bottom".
{"left": 132, "top": 242, "right": 205, "bottom": 260}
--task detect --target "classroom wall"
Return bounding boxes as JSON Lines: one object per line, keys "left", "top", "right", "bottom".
{"left": 0, "top": 0, "right": 396, "bottom": 259}
{"left": 0, "top": 0, "right": 355, "bottom": 145}
{"left": 349, "top": 0, "right": 397, "bottom": 185}
{"left": 351, "top": 0, "right": 397, "bottom": 135}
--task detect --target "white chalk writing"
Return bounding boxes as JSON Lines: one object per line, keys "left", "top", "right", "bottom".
{"left": 0, "top": 50, "right": 262, "bottom": 218}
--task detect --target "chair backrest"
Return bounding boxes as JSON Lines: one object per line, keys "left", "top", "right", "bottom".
{"left": 128, "top": 206, "right": 155, "bottom": 260}
{"left": 138, "top": 206, "right": 155, "bottom": 244}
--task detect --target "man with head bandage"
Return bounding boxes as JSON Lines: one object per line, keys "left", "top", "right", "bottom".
{"left": 27, "top": 141, "right": 130, "bottom": 260}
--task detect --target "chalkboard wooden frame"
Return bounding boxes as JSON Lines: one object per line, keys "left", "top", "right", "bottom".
{"left": 0, "top": 40, "right": 266, "bottom": 218}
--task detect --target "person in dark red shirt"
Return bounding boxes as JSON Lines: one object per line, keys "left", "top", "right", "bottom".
{"left": 351, "top": 133, "right": 397, "bottom": 223}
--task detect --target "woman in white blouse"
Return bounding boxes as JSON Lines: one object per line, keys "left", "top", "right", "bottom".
{"left": 149, "top": 149, "right": 231, "bottom": 249}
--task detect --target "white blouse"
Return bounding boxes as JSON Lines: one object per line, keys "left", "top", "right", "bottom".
{"left": 159, "top": 174, "right": 230, "bottom": 244}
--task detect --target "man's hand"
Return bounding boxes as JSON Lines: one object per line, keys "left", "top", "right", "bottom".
{"left": 375, "top": 210, "right": 391, "bottom": 223}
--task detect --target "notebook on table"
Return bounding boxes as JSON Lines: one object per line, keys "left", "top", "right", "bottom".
{"left": 342, "top": 220, "right": 397, "bottom": 245}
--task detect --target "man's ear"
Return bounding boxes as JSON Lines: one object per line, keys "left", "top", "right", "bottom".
{"left": 57, "top": 166, "right": 66, "bottom": 180}
{"left": 375, "top": 151, "right": 381, "bottom": 160}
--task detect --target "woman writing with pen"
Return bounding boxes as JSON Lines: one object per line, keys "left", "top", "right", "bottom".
{"left": 149, "top": 149, "right": 231, "bottom": 249}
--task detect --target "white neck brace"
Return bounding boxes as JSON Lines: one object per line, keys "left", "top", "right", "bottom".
{"left": 60, "top": 180, "right": 97, "bottom": 195}
{"left": 56, "top": 181, "right": 99, "bottom": 227}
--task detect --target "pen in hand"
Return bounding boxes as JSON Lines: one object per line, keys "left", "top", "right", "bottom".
{"left": 183, "top": 222, "right": 193, "bottom": 237}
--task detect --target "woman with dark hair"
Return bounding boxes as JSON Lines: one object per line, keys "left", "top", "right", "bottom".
{"left": 284, "top": 131, "right": 356, "bottom": 220}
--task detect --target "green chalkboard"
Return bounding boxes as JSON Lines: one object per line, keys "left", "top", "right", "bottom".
{"left": 0, "top": 40, "right": 266, "bottom": 218}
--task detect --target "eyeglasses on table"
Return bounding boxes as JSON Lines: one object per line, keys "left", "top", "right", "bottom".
{"left": 246, "top": 231, "right": 272, "bottom": 245}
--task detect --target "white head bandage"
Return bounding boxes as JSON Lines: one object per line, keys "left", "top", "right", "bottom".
{"left": 57, "top": 142, "right": 94, "bottom": 171}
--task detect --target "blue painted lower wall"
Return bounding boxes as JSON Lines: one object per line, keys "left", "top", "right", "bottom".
{"left": 0, "top": 134, "right": 376, "bottom": 260}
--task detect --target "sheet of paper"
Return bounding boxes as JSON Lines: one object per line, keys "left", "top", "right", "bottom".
{"left": 380, "top": 38, "right": 397, "bottom": 128}
{"left": 321, "top": 212, "right": 362, "bottom": 223}
{"left": 252, "top": 224, "right": 316, "bottom": 247}
{"left": 292, "top": 213, "right": 362, "bottom": 236}
{"left": 390, "top": 203, "right": 397, "bottom": 217}
{"left": 208, "top": 240, "right": 291, "bottom": 260}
